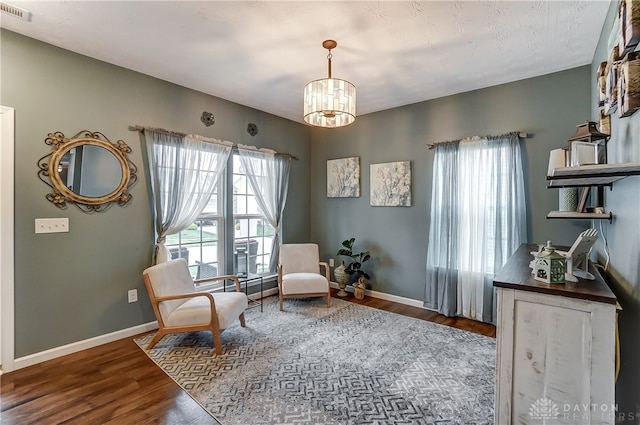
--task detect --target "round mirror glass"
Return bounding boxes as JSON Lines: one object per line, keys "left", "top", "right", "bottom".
{"left": 58, "top": 144, "right": 124, "bottom": 198}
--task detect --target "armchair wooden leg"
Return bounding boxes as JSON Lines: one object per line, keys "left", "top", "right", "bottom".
{"left": 146, "top": 329, "right": 167, "bottom": 350}
{"left": 279, "top": 294, "right": 283, "bottom": 311}
{"left": 211, "top": 328, "right": 223, "bottom": 355}
{"left": 239, "top": 312, "right": 246, "bottom": 327}
{"left": 326, "top": 293, "right": 331, "bottom": 308}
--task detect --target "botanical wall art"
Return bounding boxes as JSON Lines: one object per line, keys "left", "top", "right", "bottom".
{"left": 327, "top": 156, "right": 360, "bottom": 198}
{"left": 370, "top": 161, "right": 411, "bottom": 206}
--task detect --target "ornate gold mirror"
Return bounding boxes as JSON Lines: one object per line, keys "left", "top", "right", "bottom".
{"left": 37, "top": 130, "right": 137, "bottom": 212}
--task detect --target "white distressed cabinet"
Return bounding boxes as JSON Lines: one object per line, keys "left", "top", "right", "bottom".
{"left": 494, "top": 244, "right": 617, "bottom": 425}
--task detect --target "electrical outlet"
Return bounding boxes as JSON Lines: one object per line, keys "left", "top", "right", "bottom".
{"left": 35, "top": 218, "right": 69, "bottom": 234}
{"left": 329, "top": 258, "right": 335, "bottom": 267}
{"left": 128, "top": 289, "right": 138, "bottom": 303}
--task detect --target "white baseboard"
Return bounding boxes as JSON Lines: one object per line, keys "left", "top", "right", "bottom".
{"left": 13, "top": 321, "right": 159, "bottom": 371}
{"left": 329, "top": 282, "right": 425, "bottom": 308}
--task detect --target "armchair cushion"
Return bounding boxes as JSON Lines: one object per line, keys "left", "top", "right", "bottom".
{"left": 281, "top": 273, "right": 329, "bottom": 295}
{"left": 166, "top": 292, "right": 247, "bottom": 329}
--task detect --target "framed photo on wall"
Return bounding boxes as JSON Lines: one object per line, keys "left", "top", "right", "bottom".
{"left": 604, "top": 46, "right": 621, "bottom": 115}
{"left": 618, "top": 52, "right": 640, "bottom": 117}
{"left": 327, "top": 156, "right": 360, "bottom": 198}
{"left": 370, "top": 161, "right": 411, "bottom": 206}
{"left": 619, "top": 0, "right": 640, "bottom": 57}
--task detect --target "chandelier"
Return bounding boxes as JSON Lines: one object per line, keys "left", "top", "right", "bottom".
{"left": 303, "top": 40, "right": 356, "bottom": 128}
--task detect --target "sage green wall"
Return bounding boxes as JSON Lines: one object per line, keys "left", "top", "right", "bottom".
{"left": 1, "top": 30, "right": 311, "bottom": 357}
{"left": 310, "top": 67, "right": 591, "bottom": 301}
{"left": 591, "top": 3, "right": 640, "bottom": 420}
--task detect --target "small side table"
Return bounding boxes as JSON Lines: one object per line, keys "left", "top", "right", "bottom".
{"left": 223, "top": 274, "right": 264, "bottom": 312}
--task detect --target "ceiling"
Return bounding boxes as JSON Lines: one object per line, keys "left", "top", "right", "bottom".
{"left": 1, "top": 1, "right": 610, "bottom": 125}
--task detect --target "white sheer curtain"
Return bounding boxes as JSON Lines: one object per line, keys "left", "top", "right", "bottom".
{"left": 425, "top": 133, "right": 526, "bottom": 323}
{"left": 145, "top": 128, "right": 232, "bottom": 264}
{"left": 237, "top": 145, "right": 291, "bottom": 273}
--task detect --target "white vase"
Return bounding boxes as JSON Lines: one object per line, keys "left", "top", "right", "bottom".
{"left": 334, "top": 262, "right": 349, "bottom": 297}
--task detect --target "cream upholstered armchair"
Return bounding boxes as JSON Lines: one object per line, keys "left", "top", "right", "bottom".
{"left": 278, "top": 243, "right": 331, "bottom": 311}
{"left": 142, "top": 258, "right": 248, "bottom": 355}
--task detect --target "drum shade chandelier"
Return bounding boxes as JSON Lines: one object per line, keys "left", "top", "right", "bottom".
{"left": 303, "top": 40, "right": 356, "bottom": 128}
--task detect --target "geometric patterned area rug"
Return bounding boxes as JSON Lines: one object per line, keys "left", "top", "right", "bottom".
{"left": 134, "top": 297, "right": 496, "bottom": 425}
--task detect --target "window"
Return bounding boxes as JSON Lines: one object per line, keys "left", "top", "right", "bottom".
{"left": 232, "top": 155, "right": 274, "bottom": 276}
{"left": 425, "top": 133, "right": 526, "bottom": 323}
{"left": 163, "top": 154, "right": 275, "bottom": 284}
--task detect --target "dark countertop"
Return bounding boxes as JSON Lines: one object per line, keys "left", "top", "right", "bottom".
{"left": 493, "top": 243, "right": 617, "bottom": 305}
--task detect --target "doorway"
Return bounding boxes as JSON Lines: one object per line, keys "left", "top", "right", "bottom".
{"left": 1, "top": 106, "right": 15, "bottom": 372}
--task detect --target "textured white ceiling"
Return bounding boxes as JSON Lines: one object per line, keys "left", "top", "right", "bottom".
{"left": 1, "top": 1, "right": 610, "bottom": 124}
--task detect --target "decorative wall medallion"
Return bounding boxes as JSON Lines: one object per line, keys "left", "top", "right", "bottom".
{"left": 247, "top": 123, "right": 258, "bottom": 136}
{"left": 200, "top": 111, "right": 215, "bottom": 127}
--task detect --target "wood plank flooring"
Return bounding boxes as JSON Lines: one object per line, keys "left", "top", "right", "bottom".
{"left": 0, "top": 290, "right": 495, "bottom": 424}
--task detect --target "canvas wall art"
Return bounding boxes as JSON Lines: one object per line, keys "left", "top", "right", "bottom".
{"left": 327, "top": 157, "right": 360, "bottom": 198}
{"left": 370, "top": 161, "right": 411, "bottom": 206}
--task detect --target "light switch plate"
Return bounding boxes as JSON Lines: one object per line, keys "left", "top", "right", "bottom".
{"left": 35, "top": 218, "right": 69, "bottom": 234}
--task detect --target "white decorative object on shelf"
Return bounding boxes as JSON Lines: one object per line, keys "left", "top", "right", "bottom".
{"left": 547, "top": 148, "right": 567, "bottom": 176}
{"left": 570, "top": 141, "right": 604, "bottom": 166}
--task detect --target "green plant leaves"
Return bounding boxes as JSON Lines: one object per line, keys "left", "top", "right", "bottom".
{"left": 336, "top": 238, "right": 370, "bottom": 280}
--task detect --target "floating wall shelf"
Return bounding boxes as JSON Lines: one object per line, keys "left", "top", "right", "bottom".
{"left": 546, "top": 162, "right": 640, "bottom": 221}
{"left": 546, "top": 162, "right": 640, "bottom": 188}
{"left": 546, "top": 211, "right": 613, "bottom": 222}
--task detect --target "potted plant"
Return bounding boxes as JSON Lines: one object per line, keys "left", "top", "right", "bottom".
{"left": 336, "top": 238, "right": 371, "bottom": 299}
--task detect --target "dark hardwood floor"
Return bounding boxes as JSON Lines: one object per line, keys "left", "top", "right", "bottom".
{"left": 0, "top": 290, "right": 495, "bottom": 424}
